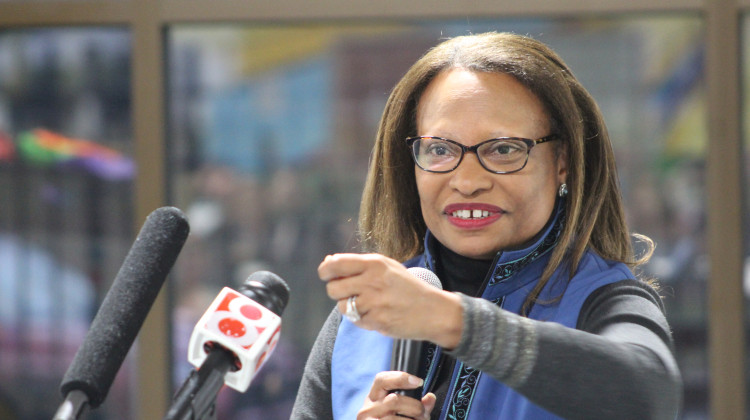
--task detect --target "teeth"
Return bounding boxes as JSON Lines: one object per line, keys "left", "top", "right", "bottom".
{"left": 452, "top": 210, "right": 491, "bottom": 219}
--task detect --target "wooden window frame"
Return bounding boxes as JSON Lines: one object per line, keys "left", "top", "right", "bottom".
{"left": 0, "top": 0, "right": 744, "bottom": 418}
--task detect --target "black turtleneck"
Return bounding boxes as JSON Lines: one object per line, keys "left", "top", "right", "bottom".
{"left": 425, "top": 241, "right": 492, "bottom": 418}
{"left": 434, "top": 241, "right": 492, "bottom": 297}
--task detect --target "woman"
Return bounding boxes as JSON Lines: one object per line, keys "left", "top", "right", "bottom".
{"left": 291, "top": 32, "right": 682, "bottom": 420}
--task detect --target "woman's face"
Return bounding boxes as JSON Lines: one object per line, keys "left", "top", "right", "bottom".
{"left": 414, "top": 68, "right": 567, "bottom": 260}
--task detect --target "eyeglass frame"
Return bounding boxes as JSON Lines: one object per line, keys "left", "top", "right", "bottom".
{"left": 405, "top": 134, "right": 559, "bottom": 174}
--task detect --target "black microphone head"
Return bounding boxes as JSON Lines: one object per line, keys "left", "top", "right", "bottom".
{"left": 237, "top": 271, "right": 290, "bottom": 317}
{"left": 407, "top": 267, "right": 443, "bottom": 290}
{"left": 60, "top": 206, "right": 190, "bottom": 408}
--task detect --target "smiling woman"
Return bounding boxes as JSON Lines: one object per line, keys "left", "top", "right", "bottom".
{"left": 291, "top": 32, "right": 682, "bottom": 420}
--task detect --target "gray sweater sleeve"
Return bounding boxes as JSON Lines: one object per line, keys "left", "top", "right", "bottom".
{"left": 290, "top": 307, "right": 340, "bottom": 420}
{"left": 446, "top": 279, "right": 683, "bottom": 420}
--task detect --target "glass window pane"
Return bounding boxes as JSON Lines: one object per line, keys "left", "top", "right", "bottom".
{"left": 0, "top": 28, "right": 133, "bottom": 418}
{"left": 167, "top": 17, "right": 705, "bottom": 419}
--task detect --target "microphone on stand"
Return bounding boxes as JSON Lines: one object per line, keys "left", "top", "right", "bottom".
{"left": 54, "top": 206, "right": 190, "bottom": 420}
{"left": 390, "top": 267, "right": 442, "bottom": 399}
{"left": 164, "top": 270, "right": 290, "bottom": 420}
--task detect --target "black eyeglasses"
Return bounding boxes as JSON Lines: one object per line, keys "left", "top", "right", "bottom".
{"left": 405, "top": 135, "right": 558, "bottom": 174}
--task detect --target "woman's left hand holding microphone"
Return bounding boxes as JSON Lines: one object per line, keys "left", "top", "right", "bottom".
{"left": 319, "top": 253, "right": 463, "bottom": 349}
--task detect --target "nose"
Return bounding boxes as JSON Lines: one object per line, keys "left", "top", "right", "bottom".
{"left": 448, "top": 152, "right": 493, "bottom": 196}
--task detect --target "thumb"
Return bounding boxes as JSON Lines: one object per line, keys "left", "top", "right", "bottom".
{"left": 422, "top": 392, "right": 437, "bottom": 418}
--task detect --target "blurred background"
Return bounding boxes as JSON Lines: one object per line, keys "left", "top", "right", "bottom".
{"left": 0, "top": 2, "right": 746, "bottom": 419}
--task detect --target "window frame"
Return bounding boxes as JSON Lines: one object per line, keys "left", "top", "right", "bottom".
{"left": 0, "top": 1, "right": 743, "bottom": 418}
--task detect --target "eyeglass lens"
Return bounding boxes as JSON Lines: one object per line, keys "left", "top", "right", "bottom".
{"left": 411, "top": 137, "right": 530, "bottom": 173}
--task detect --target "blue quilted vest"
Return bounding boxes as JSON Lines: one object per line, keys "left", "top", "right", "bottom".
{"left": 331, "top": 208, "right": 634, "bottom": 419}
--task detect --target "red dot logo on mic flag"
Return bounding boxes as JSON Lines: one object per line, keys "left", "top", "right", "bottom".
{"left": 216, "top": 292, "right": 239, "bottom": 312}
{"left": 255, "top": 325, "right": 282, "bottom": 371}
{"left": 228, "top": 294, "right": 273, "bottom": 330}
{"left": 218, "top": 318, "right": 247, "bottom": 338}
{"left": 206, "top": 310, "right": 259, "bottom": 347}
{"left": 240, "top": 304, "right": 262, "bottom": 320}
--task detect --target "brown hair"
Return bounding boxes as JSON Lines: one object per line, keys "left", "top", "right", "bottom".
{"left": 357, "top": 32, "right": 653, "bottom": 311}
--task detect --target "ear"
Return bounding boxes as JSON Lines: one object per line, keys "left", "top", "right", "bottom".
{"left": 556, "top": 142, "right": 569, "bottom": 185}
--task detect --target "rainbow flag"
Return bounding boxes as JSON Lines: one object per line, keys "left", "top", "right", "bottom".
{"left": 16, "top": 129, "right": 135, "bottom": 181}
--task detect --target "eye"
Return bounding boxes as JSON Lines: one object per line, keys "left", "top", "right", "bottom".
{"left": 425, "top": 143, "right": 451, "bottom": 156}
{"left": 422, "top": 139, "right": 459, "bottom": 158}
{"left": 494, "top": 144, "right": 514, "bottom": 155}
{"left": 483, "top": 140, "right": 526, "bottom": 160}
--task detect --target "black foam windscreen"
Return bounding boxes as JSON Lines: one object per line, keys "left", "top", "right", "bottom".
{"left": 237, "top": 270, "right": 290, "bottom": 316}
{"left": 60, "top": 206, "right": 190, "bottom": 408}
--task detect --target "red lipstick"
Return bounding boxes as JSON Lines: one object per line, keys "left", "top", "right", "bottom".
{"left": 443, "top": 203, "right": 503, "bottom": 229}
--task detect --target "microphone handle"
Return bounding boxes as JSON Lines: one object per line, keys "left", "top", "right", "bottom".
{"left": 389, "top": 267, "right": 442, "bottom": 400}
{"left": 164, "top": 347, "right": 236, "bottom": 420}
{"left": 391, "top": 339, "right": 425, "bottom": 399}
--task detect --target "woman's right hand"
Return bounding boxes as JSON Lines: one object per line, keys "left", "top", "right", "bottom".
{"left": 357, "top": 371, "right": 437, "bottom": 420}
{"left": 320, "top": 253, "right": 463, "bottom": 349}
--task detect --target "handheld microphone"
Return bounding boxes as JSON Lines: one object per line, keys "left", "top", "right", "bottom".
{"left": 55, "top": 206, "right": 190, "bottom": 419}
{"left": 165, "top": 271, "right": 290, "bottom": 420}
{"left": 390, "top": 267, "right": 442, "bottom": 399}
